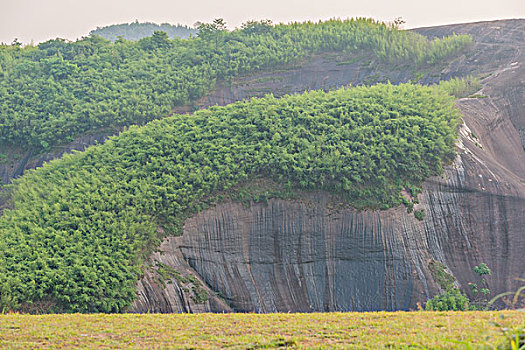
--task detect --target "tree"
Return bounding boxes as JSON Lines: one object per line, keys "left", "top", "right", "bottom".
{"left": 11, "top": 38, "right": 22, "bottom": 48}
{"left": 393, "top": 17, "right": 406, "bottom": 29}
{"left": 212, "top": 18, "right": 227, "bottom": 31}
{"left": 151, "top": 31, "right": 171, "bottom": 48}
{"left": 425, "top": 288, "right": 470, "bottom": 311}
{"left": 469, "top": 263, "right": 492, "bottom": 309}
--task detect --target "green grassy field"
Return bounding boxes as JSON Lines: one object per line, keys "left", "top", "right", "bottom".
{"left": 0, "top": 311, "right": 523, "bottom": 349}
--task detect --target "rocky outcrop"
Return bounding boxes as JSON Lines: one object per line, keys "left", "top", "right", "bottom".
{"left": 0, "top": 132, "right": 112, "bottom": 186}
{"left": 132, "top": 238, "right": 232, "bottom": 313}
{"left": 415, "top": 19, "right": 525, "bottom": 149}
{"left": 131, "top": 19, "right": 525, "bottom": 312}
{"left": 131, "top": 144, "right": 524, "bottom": 313}
{"left": 132, "top": 112, "right": 525, "bottom": 312}
{"left": 172, "top": 196, "right": 432, "bottom": 312}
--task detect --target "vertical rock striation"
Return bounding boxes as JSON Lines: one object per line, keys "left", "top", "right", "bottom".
{"left": 132, "top": 132, "right": 524, "bottom": 312}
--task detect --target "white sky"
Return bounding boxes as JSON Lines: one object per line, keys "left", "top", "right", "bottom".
{"left": 1, "top": 0, "right": 524, "bottom": 44}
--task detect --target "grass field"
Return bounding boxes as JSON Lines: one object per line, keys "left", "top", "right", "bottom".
{"left": 0, "top": 311, "right": 523, "bottom": 349}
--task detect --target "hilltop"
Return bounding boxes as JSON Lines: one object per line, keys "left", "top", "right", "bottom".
{"left": 89, "top": 21, "right": 196, "bottom": 41}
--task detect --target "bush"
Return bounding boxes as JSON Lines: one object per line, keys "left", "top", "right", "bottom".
{"left": 414, "top": 209, "right": 425, "bottom": 221}
{"left": 425, "top": 289, "right": 470, "bottom": 311}
{"left": 470, "top": 263, "right": 492, "bottom": 309}
{"left": 434, "top": 76, "right": 481, "bottom": 98}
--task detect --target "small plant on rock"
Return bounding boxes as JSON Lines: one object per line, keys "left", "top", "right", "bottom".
{"left": 469, "top": 263, "right": 492, "bottom": 310}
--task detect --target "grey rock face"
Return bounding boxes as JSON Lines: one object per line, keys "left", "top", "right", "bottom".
{"left": 177, "top": 196, "right": 430, "bottom": 312}
{"left": 132, "top": 237, "right": 232, "bottom": 313}
{"left": 133, "top": 126, "right": 524, "bottom": 312}
{"left": 0, "top": 132, "right": 111, "bottom": 186}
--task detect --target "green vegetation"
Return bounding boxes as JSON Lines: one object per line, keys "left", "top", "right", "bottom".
{"left": 152, "top": 261, "right": 208, "bottom": 304}
{"left": 0, "top": 312, "right": 523, "bottom": 349}
{"left": 426, "top": 260, "right": 470, "bottom": 311}
{"left": 89, "top": 21, "right": 196, "bottom": 41}
{"left": 425, "top": 289, "right": 470, "bottom": 311}
{"left": 468, "top": 94, "right": 488, "bottom": 98}
{"left": 434, "top": 75, "right": 481, "bottom": 98}
{"left": 428, "top": 260, "right": 456, "bottom": 291}
{"left": 0, "top": 84, "right": 460, "bottom": 313}
{"left": 0, "top": 18, "right": 472, "bottom": 150}
{"left": 426, "top": 263, "right": 494, "bottom": 311}
{"left": 414, "top": 209, "right": 426, "bottom": 221}
{"left": 469, "top": 263, "right": 492, "bottom": 309}
{"left": 488, "top": 278, "right": 525, "bottom": 310}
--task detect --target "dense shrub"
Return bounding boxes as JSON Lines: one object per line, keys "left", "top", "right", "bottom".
{"left": 0, "top": 84, "right": 460, "bottom": 312}
{"left": 435, "top": 76, "right": 481, "bottom": 98}
{"left": 425, "top": 289, "right": 470, "bottom": 311}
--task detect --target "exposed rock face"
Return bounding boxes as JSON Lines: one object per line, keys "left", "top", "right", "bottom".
{"left": 176, "top": 196, "right": 431, "bottom": 312}
{"left": 132, "top": 19, "right": 525, "bottom": 312}
{"left": 132, "top": 238, "right": 232, "bottom": 313}
{"left": 0, "top": 132, "right": 112, "bottom": 186}
{"left": 415, "top": 19, "right": 525, "bottom": 150}
{"left": 132, "top": 146, "right": 524, "bottom": 313}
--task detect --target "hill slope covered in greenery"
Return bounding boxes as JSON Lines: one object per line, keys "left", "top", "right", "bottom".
{"left": 89, "top": 22, "right": 197, "bottom": 41}
{"left": 0, "top": 18, "right": 471, "bottom": 151}
{"left": 0, "top": 84, "right": 460, "bottom": 313}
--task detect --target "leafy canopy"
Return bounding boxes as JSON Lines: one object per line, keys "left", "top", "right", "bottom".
{"left": 89, "top": 21, "right": 197, "bottom": 41}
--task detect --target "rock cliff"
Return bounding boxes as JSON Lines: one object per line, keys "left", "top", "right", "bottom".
{"left": 131, "top": 19, "right": 525, "bottom": 312}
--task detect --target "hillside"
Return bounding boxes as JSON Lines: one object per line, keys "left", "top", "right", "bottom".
{"left": 0, "top": 84, "right": 460, "bottom": 313}
{"left": 132, "top": 19, "right": 525, "bottom": 313}
{"left": 89, "top": 22, "right": 196, "bottom": 41}
{"left": 0, "top": 18, "right": 524, "bottom": 314}
{"left": 0, "top": 18, "right": 470, "bottom": 159}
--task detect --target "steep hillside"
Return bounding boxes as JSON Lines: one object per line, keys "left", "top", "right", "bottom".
{"left": 133, "top": 19, "right": 525, "bottom": 313}
{"left": 0, "top": 84, "right": 460, "bottom": 312}
{"left": 0, "top": 18, "right": 471, "bottom": 185}
{"left": 0, "top": 19, "right": 523, "bottom": 314}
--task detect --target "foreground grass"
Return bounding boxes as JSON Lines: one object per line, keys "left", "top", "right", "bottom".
{"left": 0, "top": 311, "right": 523, "bottom": 349}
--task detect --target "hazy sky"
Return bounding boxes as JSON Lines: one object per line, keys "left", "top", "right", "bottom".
{"left": 1, "top": 0, "right": 524, "bottom": 44}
